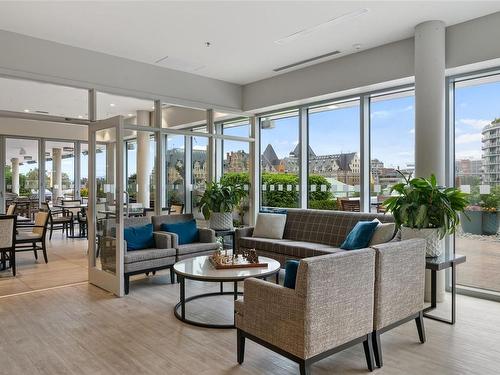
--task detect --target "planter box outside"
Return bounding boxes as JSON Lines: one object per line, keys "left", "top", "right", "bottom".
{"left": 460, "top": 211, "right": 499, "bottom": 235}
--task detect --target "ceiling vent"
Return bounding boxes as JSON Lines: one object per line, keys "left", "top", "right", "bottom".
{"left": 154, "top": 55, "right": 205, "bottom": 72}
{"left": 273, "top": 50, "right": 341, "bottom": 72}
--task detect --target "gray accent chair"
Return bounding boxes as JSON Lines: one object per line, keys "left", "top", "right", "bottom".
{"left": 151, "top": 214, "right": 219, "bottom": 261}
{"left": 371, "top": 238, "right": 426, "bottom": 368}
{"left": 235, "top": 249, "right": 377, "bottom": 375}
{"left": 100, "top": 217, "right": 176, "bottom": 294}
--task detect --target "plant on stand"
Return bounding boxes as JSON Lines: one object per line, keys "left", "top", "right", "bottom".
{"left": 199, "top": 182, "right": 246, "bottom": 230}
{"left": 383, "top": 172, "right": 469, "bottom": 257}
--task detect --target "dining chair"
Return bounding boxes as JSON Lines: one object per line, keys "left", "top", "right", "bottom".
{"left": 40, "top": 202, "right": 73, "bottom": 239}
{"left": 15, "top": 212, "right": 49, "bottom": 263}
{"left": 6, "top": 203, "right": 17, "bottom": 216}
{"left": 338, "top": 198, "right": 361, "bottom": 212}
{"left": 0, "top": 215, "right": 17, "bottom": 276}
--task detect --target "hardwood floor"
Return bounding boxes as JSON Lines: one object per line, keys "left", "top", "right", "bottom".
{"left": 0, "top": 273, "right": 499, "bottom": 375}
{"left": 0, "top": 236, "right": 88, "bottom": 296}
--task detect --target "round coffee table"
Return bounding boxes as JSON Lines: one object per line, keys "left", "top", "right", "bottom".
{"left": 173, "top": 255, "right": 281, "bottom": 329}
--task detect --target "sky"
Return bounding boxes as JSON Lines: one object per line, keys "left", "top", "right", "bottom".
{"left": 455, "top": 80, "right": 500, "bottom": 160}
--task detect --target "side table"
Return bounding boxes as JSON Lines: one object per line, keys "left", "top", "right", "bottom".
{"left": 424, "top": 253, "right": 466, "bottom": 325}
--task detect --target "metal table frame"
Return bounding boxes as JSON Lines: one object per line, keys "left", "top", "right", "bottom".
{"left": 423, "top": 253, "right": 466, "bottom": 325}
{"left": 174, "top": 267, "right": 280, "bottom": 329}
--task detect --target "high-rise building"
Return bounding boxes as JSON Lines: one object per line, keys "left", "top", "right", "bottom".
{"left": 481, "top": 118, "right": 500, "bottom": 185}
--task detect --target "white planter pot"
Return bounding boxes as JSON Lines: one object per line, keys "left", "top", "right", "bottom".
{"left": 401, "top": 227, "right": 442, "bottom": 257}
{"left": 209, "top": 212, "right": 234, "bottom": 230}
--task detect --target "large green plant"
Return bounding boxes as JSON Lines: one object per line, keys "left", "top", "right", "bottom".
{"left": 199, "top": 182, "right": 246, "bottom": 220}
{"left": 383, "top": 172, "right": 469, "bottom": 238}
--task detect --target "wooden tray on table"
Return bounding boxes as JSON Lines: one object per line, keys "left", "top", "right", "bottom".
{"left": 209, "top": 254, "right": 268, "bottom": 269}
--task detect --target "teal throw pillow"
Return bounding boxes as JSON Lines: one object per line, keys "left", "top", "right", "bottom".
{"left": 340, "top": 221, "right": 379, "bottom": 250}
{"left": 124, "top": 223, "right": 155, "bottom": 251}
{"left": 283, "top": 260, "right": 300, "bottom": 289}
{"left": 161, "top": 219, "right": 199, "bottom": 245}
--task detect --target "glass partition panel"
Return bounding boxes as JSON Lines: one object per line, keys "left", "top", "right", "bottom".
{"left": 124, "top": 130, "right": 156, "bottom": 214}
{"left": 4, "top": 138, "right": 39, "bottom": 217}
{"left": 45, "top": 141, "right": 75, "bottom": 203}
{"left": 260, "top": 111, "right": 300, "bottom": 209}
{"left": 308, "top": 100, "right": 360, "bottom": 210}
{"left": 192, "top": 134, "right": 208, "bottom": 214}
{"left": 166, "top": 135, "right": 185, "bottom": 213}
{"left": 370, "top": 90, "right": 415, "bottom": 213}
{"left": 454, "top": 74, "right": 500, "bottom": 293}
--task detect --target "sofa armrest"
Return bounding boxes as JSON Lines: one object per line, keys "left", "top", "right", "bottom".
{"left": 236, "top": 278, "right": 305, "bottom": 358}
{"left": 153, "top": 231, "right": 172, "bottom": 249}
{"left": 371, "top": 238, "right": 426, "bottom": 330}
{"left": 198, "top": 228, "right": 216, "bottom": 243}
{"left": 159, "top": 231, "right": 179, "bottom": 248}
{"left": 235, "top": 226, "right": 254, "bottom": 252}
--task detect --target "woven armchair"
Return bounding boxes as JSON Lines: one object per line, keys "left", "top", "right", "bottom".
{"left": 235, "top": 249, "right": 376, "bottom": 374}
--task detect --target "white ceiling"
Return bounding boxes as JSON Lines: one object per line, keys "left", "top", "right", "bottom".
{"left": 0, "top": 1, "right": 499, "bottom": 84}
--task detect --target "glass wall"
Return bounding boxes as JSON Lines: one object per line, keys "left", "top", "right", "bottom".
{"left": 166, "top": 135, "right": 186, "bottom": 210}
{"left": 45, "top": 140, "right": 75, "bottom": 203}
{"left": 308, "top": 100, "right": 360, "bottom": 210}
{"left": 4, "top": 138, "right": 39, "bottom": 217}
{"left": 191, "top": 129, "right": 208, "bottom": 213}
{"left": 453, "top": 73, "right": 500, "bottom": 294}
{"left": 370, "top": 90, "right": 415, "bottom": 212}
{"left": 260, "top": 111, "right": 300, "bottom": 209}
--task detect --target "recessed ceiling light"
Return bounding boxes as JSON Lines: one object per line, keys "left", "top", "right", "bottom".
{"left": 328, "top": 105, "right": 338, "bottom": 110}
{"left": 275, "top": 8, "right": 369, "bottom": 45}
{"left": 110, "top": 103, "right": 115, "bottom": 107}
{"left": 23, "top": 109, "right": 30, "bottom": 113}
{"left": 78, "top": 115, "right": 83, "bottom": 119}
{"left": 151, "top": 106, "right": 155, "bottom": 110}
{"left": 353, "top": 43, "right": 362, "bottom": 50}
{"left": 128, "top": 113, "right": 133, "bottom": 117}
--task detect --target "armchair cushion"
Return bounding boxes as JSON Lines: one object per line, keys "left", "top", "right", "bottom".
{"left": 161, "top": 219, "right": 199, "bottom": 245}
{"left": 340, "top": 221, "right": 378, "bottom": 250}
{"left": 284, "top": 260, "right": 299, "bottom": 289}
{"left": 124, "top": 223, "right": 155, "bottom": 251}
{"left": 253, "top": 213, "right": 287, "bottom": 239}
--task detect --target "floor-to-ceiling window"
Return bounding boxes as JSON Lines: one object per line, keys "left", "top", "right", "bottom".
{"left": 221, "top": 119, "right": 250, "bottom": 225}
{"left": 191, "top": 127, "right": 208, "bottom": 213}
{"left": 166, "top": 135, "right": 185, "bottom": 211}
{"left": 453, "top": 73, "right": 500, "bottom": 294}
{"left": 45, "top": 140, "right": 75, "bottom": 203}
{"left": 260, "top": 111, "right": 300, "bottom": 209}
{"left": 370, "top": 89, "right": 415, "bottom": 212}
{"left": 308, "top": 100, "right": 360, "bottom": 210}
{"left": 4, "top": 138, "right": 39, "bottom": 216}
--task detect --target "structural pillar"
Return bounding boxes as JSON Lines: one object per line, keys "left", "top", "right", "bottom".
{"left": 414, "top": 20, "right": 446, "bottom": 302}
{"left": 52, "top": 148, "right": 62, "bottom": 200}
{"left": 136, "top": 110, "right": 151, "bottom": 208}
{"left": 11, "top": 158, "right": 19, "bottom": 195}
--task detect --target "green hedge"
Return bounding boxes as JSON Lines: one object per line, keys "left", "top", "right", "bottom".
{"left": 221, "top": 172, "right": 336, "bottom": 209}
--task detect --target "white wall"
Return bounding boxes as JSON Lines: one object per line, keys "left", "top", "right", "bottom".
{"left": 243, "top": 12, "right": 500, "bottom": 112}
{"left": 0, "top": 117, "right": 87, "bottom": 140}
{"left": 0, "top": 30, "right": 242, "bottom": 113}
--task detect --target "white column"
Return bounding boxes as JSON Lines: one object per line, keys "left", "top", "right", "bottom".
{"left": 52, "top": 148, "right": 62, "bottom": 200}
{"left": 414, "top": 20, "right": 446, "bottom": 302}
{"left": 415, "top": 20, "right": 446, "bottom": 182}
{"left": 11, "top": 157, "right": 19, "bottom": 195}
{"left": 136, "top": 110, "right": 151, "bottom": 208}
{"left": 206, "top": 109, "right": 216, "bottom": 183}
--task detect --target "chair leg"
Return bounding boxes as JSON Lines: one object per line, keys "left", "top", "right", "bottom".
{"left": 124, "top": 274, "right": 130, "bottom": 295}
{"left": 49, "top": 226, "right": 53, "bottom": 240}
{"left": 372, "top": 331, "right": 383, "bottom": 368}
{"left": 363, "top": 334, "right": 375, "bottom": 372}
{"left": 42, "top": 242, "right": 48, "bottom": 264}
{"left": 237, "top": 329, "right": 245, "bottom": 365}
{"left": 11, "top": 250, "right": 16, "bottom": 276}
{"left": 415, "top": 310, "right": 426, "bottom": 343}
{"left": 299, "top": 360, "right": 311, "bottom": 375}
{"left": 33, "top": 243, "right": 38, "bottom": 260}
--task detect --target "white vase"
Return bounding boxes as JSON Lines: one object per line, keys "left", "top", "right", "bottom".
{"left": 401, "top": 227, "right": 442, "bottom": 257}
{"left": 209, "top": 212, "right": 234, "bottom": 230}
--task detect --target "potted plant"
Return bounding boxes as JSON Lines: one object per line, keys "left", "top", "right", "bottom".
{"left": 199, "top": 182, "right": 246, "bottom": 230}
{"left": 383, "top": 172, "right": 469, "bottom": 257}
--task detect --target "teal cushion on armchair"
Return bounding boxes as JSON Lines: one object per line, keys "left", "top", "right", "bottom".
{"left": 340, "top": 221, "right": 379, "bottom": 250}
{"left": 124, "top": 223, "right": 155, "bottom": 251}
{"left": 284, "top": 260, "right": 300, "bottom": 289}
{"left": 161, "top": 219, "right": 199, "bottom": 245}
